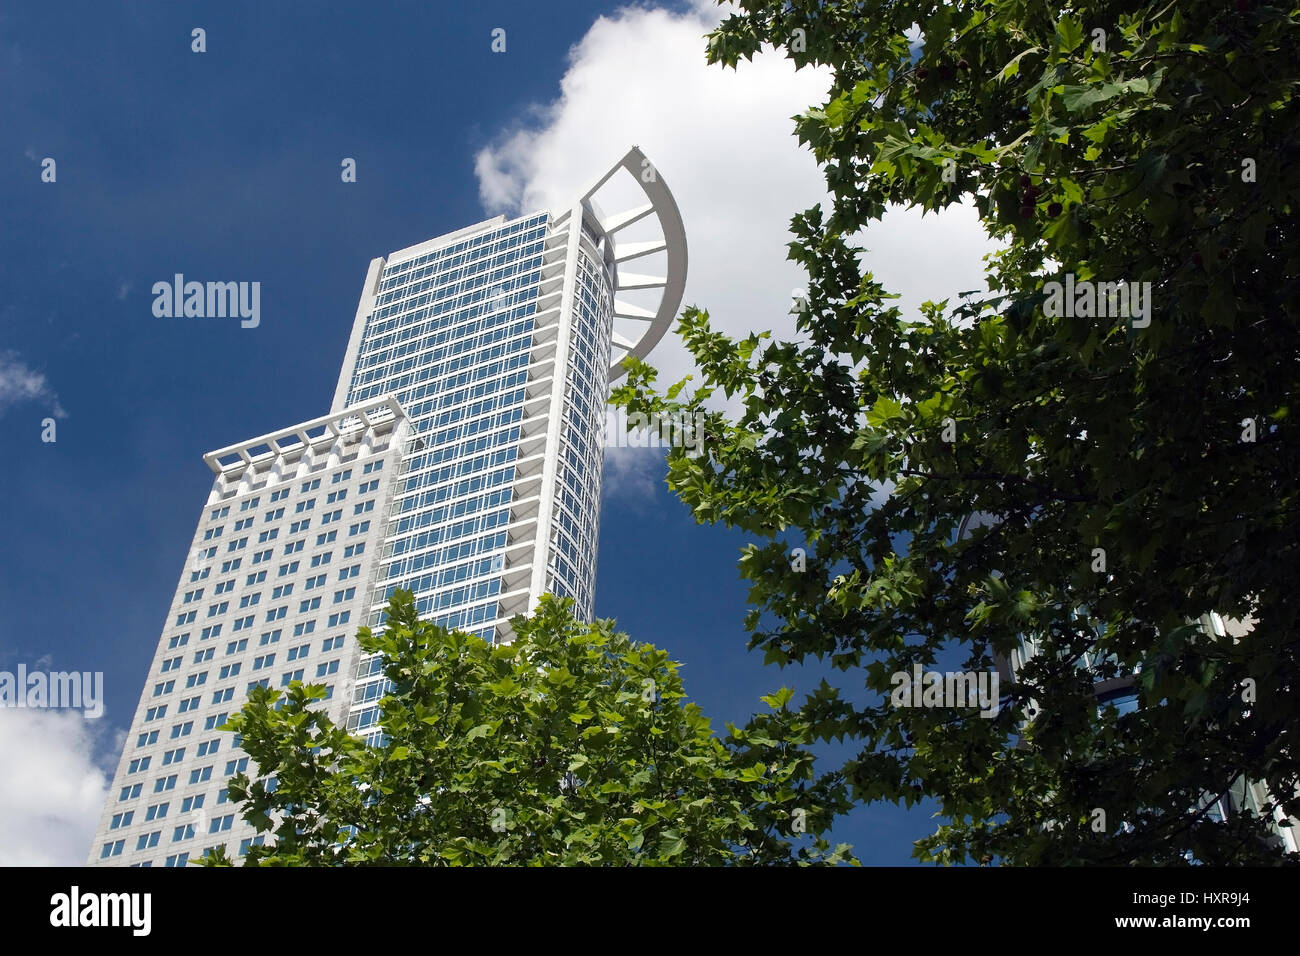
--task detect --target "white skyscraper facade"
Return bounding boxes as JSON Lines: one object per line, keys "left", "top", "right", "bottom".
{"left": 88, "top": 148, "right": 686, "bottom": 865}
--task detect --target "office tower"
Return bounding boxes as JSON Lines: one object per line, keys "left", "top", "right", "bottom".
{"left": 1000, "top": 613, "right": 1300, "bottom": 854}
{"left": 955, "top": 514, "right": 1300, "bottom": 854}
{"left": 88, "top": 148, "right": 687, "bottom": 865}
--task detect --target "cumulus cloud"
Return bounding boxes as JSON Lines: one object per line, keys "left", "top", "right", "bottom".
{"left": 474, "top": 2, "right": 997, "bottom": 501}
{"left": 0, "top": 350, "right": 65, "bottom": 419}
{"left": 0, "top": 709, "right": 112, "bottom": 866}
{"left": 601, "top": 445, "right": 666, "bottom": 506}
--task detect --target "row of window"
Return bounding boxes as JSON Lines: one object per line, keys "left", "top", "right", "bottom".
{"left": 352, "top": 312, "right": 535, "bottom": 393}
{"left": 354, "top": 363, "right": 526, "bottom": 428}
{"left": 359, "top": 286, "right": 537, "bottom": 374}
{"left": 165, "top": 615, "right": 352, "bottom": 656}
{"left": 374, "top": 239, "right": 542, "bottom": 309}
{"left": 189, "top": 540, "right": 368, "bottom": 585}
{"left": 100, "top": 821, "right": 266, "bottom": 858}
{"left": 207, "top": 462, "right": 383, "bottom": 524}
{"left": 108, "top": 838, "right": 262, "bottom": 866}
{"left": 151, "top": 641, "right": 348, "bottom": 687}
{"left": 349, "top": 341, "right": 533, "bottom": 410}
{"left": 182, "top": 522, "right": 371, "bottom": 582}
{"left": 199, "top": 503, "right": 374, "bottom": 553}
{"left": 376, "top": 216, "right": 545, "bottom": 288}
{"left": 179, "top": 539, "right": 369, "bottom": 617}
{"left": 126, "top": 754, "right": 249, "bottom": 791}
{"left": 176, "top": 571, "right": 360, "bottom": 624}
{"left": 149, "top": 661, "right": 342, "bottom": 705}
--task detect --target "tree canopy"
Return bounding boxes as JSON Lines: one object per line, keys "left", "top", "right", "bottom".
{"left": 611, "top": 0, "right": 1300, "bottom": 863}
{"left": 205, "top": 590, "right": 855, "bottom": 866}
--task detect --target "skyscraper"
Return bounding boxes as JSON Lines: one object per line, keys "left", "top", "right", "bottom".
{"left": 966, "top": 502, "right": 1300, "bottom": 854}
{"left": 88, "top": 148, "right": 687, "bottom": 865}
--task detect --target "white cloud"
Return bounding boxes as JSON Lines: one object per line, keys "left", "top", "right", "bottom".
{"left": 601, "top": 445, "right": 665, "bottom": 505}
{"left": 0, "top": 350, "right": 65, "bottom": 419}
{"left": 0, "top": 709, "right": 112, "bottom": 866}
{"left": 476, "top": 3, "right": 997, "bottom": 502}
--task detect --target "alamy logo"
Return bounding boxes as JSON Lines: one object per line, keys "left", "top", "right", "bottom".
{"left": 890, "top": 664, "right": 1000, "bottom": 718}
{"left": 604, "top": 408, "right": 706, "bottom": 457}
{"left": 1043, "top": 273, "right": 1151, "bottom": 328}
{"left": 152, "top": 274, "right": 260, "bottom": 328}
{"left": 50, "top": 887, "right": 151, "bottom": 936}
{"left": 0, "top": 665, "right": 103, "bottom": 718}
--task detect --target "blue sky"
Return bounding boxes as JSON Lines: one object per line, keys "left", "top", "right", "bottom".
{"left": 0, "top": 0, "right": 990, "bottom": 865}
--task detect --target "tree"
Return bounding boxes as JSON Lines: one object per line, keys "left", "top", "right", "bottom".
{"left": 203, "top": 590, "right": 855, "bottom": 866}
{"left": 611, "top": 0, "right": 1300, "bottom": 863}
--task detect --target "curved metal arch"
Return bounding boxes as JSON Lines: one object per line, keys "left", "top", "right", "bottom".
{"left": 577, "top": 146, "right": 688, "bottom": 382}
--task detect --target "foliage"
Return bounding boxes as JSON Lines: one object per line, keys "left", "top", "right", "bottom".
{"left": 202, "top": 590, "right": 855, "bottom": 866}
{"left": 611, "top": 0, "right": 1300, "bottom": 863}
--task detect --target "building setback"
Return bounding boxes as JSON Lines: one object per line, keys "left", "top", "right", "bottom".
{"left": 88, "top": 148, "right": 687, "bottom": 865}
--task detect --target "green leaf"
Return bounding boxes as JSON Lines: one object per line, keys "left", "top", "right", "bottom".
{"left": 760, "top": 686, "right": 795, "bottom": 709}
{"left": 1055, "top": 15, "right": 1084, "bottom": 53}
{"left": 866, "top": 395, "right": 904, "bottom": 427}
